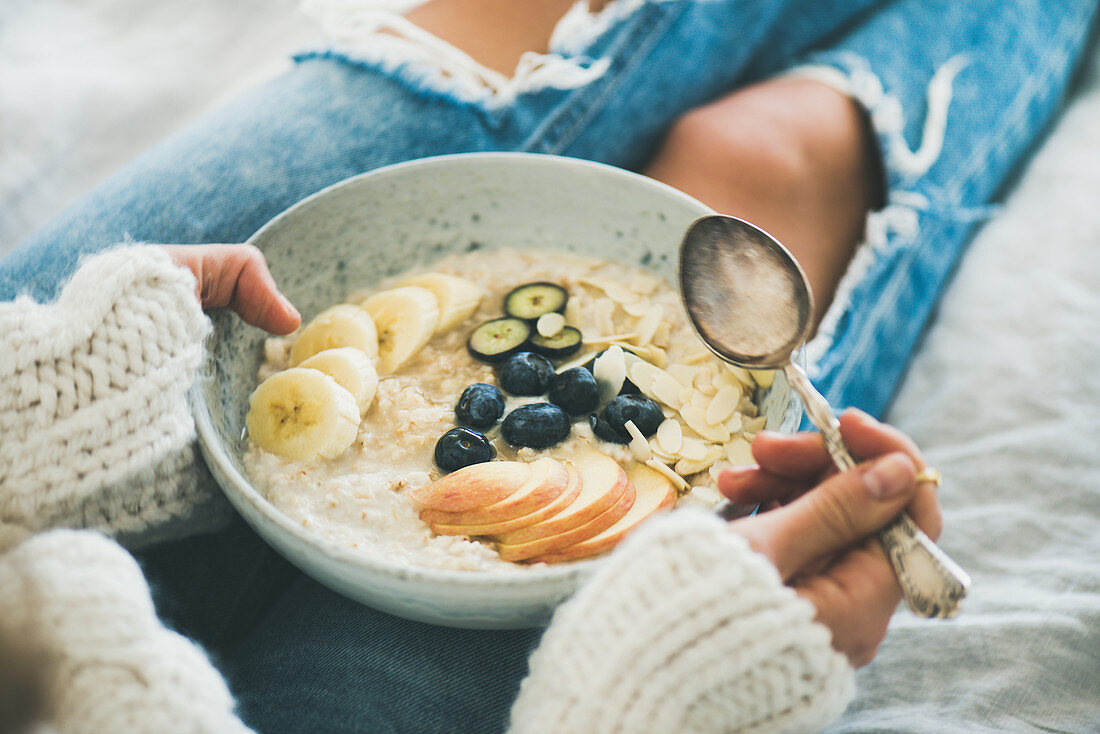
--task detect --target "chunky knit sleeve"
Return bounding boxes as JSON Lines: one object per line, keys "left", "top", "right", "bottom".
{"left": 0, "top": 529, "right": 255, "bottom": 734}
{"left": 509, "top": 510, "right": 855, "bottom": 734}
{"left": 0, "top": 246, "right": 229, "bottom": 546}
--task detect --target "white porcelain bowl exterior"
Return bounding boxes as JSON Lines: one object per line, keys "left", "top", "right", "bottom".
{"left": 192, "top": 153, "right": 799, "bottom": 629}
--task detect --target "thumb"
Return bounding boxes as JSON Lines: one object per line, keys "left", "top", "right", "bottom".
{"left": 736, "top": 452, "right": 918, "bottom": 581}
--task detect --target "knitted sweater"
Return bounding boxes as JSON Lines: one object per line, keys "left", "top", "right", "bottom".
{"left": 0, "top": 247, "right": 854, "bottom": 734}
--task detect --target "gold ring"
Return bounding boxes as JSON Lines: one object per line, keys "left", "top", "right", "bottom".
{"left": 915, "top": 467, "right": 942, "bottom": 487}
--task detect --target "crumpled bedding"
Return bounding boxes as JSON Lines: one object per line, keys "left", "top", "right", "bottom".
{"left": 2, "top": 1, "right": 1098, "bottom": 731}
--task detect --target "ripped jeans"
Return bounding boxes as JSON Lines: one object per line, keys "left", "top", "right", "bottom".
{"left": 3, "top": 0, "right": 1097, "bottom": 732}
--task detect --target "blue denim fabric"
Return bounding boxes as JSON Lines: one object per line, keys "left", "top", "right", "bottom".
{"left": 6, "top": 1, "right": 1097, "bottom": 731}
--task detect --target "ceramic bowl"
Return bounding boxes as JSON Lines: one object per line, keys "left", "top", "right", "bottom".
{"left": 192, "top": 153, "right": 799, "bottom": 629}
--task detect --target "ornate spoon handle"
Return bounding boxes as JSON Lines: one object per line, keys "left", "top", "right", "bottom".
{"left": 783, "top": 363, "right": 971, "bottom": 618}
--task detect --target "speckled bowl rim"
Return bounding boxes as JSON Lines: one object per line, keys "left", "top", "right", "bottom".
{"left": 191, "top": 152, "right": 799, "bottom": 594}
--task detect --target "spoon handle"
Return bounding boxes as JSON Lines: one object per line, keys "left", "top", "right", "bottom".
{"left": 782, "top": 363, "right": 971, "bottom": 618}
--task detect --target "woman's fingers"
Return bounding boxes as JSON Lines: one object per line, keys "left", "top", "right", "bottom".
{"left": 732, "top": 451, "right": 919, "bottom": 581}
{"left": 748, "top": 429, "right": 832, "bottom": 478}
{"left": 717, "top": 464, "right": 807, "bottom": 506}
{"left": 162, "top": 244, "right": 301, "bottom": 334}
{"left": 748, "top": 409, "right": 925, "bottom": 482}
{"left": 795, "top": 540, "right": 902, "bottom": 667}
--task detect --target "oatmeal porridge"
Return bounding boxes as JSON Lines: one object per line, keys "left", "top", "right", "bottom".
{"left": 243, "top": 248, "right": 773, "bottom": 571}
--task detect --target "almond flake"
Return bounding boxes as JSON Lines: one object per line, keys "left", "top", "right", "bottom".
{"left": 677, "top": 436, "right": 708, "bottom": 461}
{"left": 555, "top": 350, "right": 601, "bottom": 374}
{"left": 581, "top": 277, "right": 641, "bottom": 305}
{"left": 612, "top": 342, "right": 668, "bottom": 368}
{"left": 649, "top": 439, "right": 678, "bottom": 462}
{"left": 627, "top": 360, "right": 663, "bottom": 395}
{"left": 645, "top": 457, "right": 690, "bottom": 492}
{"left": 725, "top": 436, "right": 755, "bottom": 466}
{"left": 628, "top": 273, "right": 660, "bottom": 295}
{"left": 666, "top": 364, "right": 697, "bottom": 386}
{"left": 742, "top": 416, "right": 767, "bottom": 434}
{"left": 706, "top": 384, "right": 741, "bottom": 425}
{"left": 681, "top": 347, "right": 712, "bottom": 365}
{"left": 687, "top": 483, "right": 723, "bottom": 506}
{"left": 621, "top": 299, "right": 651, "bottom": 318}
{"left": 749, "top": 369, "right": 777, "bottom": 388}
{"left": 592, "top": 345, "right": 627, "bottom": 403}
{"left": 650, "top": 372, "right": 684, "bottom": 408}
{"left": 624, "top": 420, "right": 652, "bottom": 462}
{"left": 651, "top": 320, "right": 672, "bottom": 348}
{"left": 536, "top": 312, "right": 566, "bottom": 337}
{"left": 723, "top": 411, "right": 744, "bottom": 433}
{"left": 593, "top": 298, "right": 616, "bottom": 335}
{"left": 656, "top": 418, "right": 682, "bottom": 454}
{"left": 737, "top": 394, "right": 758, "bottom": 417}
{"left": 564, "top": 298, "right": 583, "bottom": 327}
{"left": 723, "top": 363, "right": 756, "bottom": 388}
{"left": 678, "top": 387, "right": 694, "bottom": 406}
{"left": 585, "top": 333, "right": 640, "bottom": 346}
{"left": 632, "top": 305, "right": 664, "bottom": 346}
{"left": 676, "top": 445, "right": 723, "bottom": 475}
{"left": 693, "top": 368, "right": 716, "bottom": 396}
{"left": 679, "top": 404, "right": 731, "bottom": 443}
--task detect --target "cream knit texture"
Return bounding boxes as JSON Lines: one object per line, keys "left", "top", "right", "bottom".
{"left": 0, "top": 246, "right": 228, "bottom": 546}
{"left": 0, "top": 530, "right": 254, "bottom": 734}
{"left": 0, "top": 249, "right": 855, "bottom": 733}
{"left": 508, "top": 510, "right": 855, "bottom": 734}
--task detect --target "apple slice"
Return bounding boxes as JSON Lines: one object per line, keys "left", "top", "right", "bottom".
{"left": 407, "top": 460, "right": 530, "bottom": 512}
{"left": 429, "top": 463, "right": 582, "bottom": 536}
{"left": 496, "top": 476, "right": 636, "bottom": 563}
{"left": 495, "top": 451, "right": 627, "bottom": 545}
{"left": 421, "top": 457, "right": 568, "bottom": 526}
{"left": 531, "top": 462, "right": 677, "bottom": 564}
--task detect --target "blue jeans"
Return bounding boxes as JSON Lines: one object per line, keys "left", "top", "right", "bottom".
{"left": 5, "top": 1, "right": 1096, "bottom": 731}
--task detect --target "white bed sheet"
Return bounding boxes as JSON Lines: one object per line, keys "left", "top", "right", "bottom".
{"left": 3, "top": 2, "right": 1098, "bottom": 730}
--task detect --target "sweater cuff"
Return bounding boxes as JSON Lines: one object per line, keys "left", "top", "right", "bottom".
{"left": 509, "top": 510, "right": 855, "bottom": 734}
{"left": 0, "top": 530, "right": 253, "bottom": 734}
{"left": 0, "top": 245, "right": 229, "bottom": 546}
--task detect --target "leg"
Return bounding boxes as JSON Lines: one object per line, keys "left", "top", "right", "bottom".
{"left": 0, "top": 0, "right": 886, "bottom": 302}
{"left": 225, "top": 576, "right": 541, "bottom": 734}
{"left": 645, "top": 76, "right": 884, "bottom": 325}
{"left": 648, "top": 0, "right": 1098, "bottom": 420}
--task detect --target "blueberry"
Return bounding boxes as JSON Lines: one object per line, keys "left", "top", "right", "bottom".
{"left": 603, "top": 394, "right": 664, "bottom": 438}
{"left": 548, "top": 367, "right": 600, "bottom": 416}
{"left": 501, "top": 403, "right": 571, "bottom": 449}
{"left": 434, "top": 427, "right": 496, "bottom": 472}
{"left": 455, "top": 383, "right": 506, "bottom": 429}
{"left": 498, "top": 352, "right": 555, "bottom": 396}
{"left": 589, "top": 413, "right": 628, "bottom": 444}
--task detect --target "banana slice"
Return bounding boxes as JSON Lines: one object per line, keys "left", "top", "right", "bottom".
{"left": 398, "top": 273, "right": 483, "bottom": 333}
{"left": 246, "top": 367, "right": 360, "bottom": 461}
{"left": 289, "top": 304, "right": 378, "bottom": 367}
{"left": 299, "top": 347, "right": 379, "bottom": 415}
{"left": 361, "top": 286, "right": 440, "bottom": 374}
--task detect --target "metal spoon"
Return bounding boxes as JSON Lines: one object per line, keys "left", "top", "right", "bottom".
{"left": 679, "top": 214, "right": 970, "bottom": 619}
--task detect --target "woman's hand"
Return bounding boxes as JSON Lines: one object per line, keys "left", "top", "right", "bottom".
{"left": 720, "top": 409, "right": 942, "bottom": 667}
{"left": 161, "top": 244, "right": 301, "bottom": 334}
